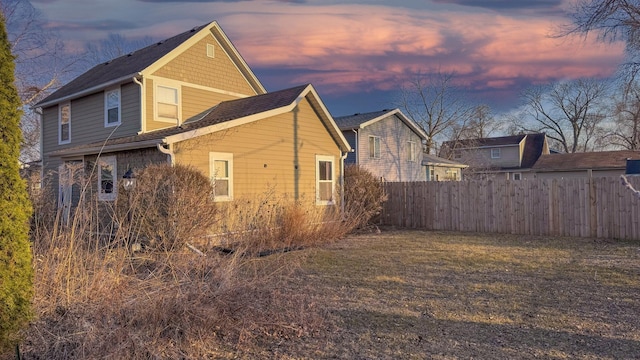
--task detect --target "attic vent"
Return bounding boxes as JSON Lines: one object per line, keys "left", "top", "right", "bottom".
{"left": 157, "top": 40, "right": 165, "bottom": 45}
{"left": 127, "top": 52, "right": 134, "bottom": 57}
{"left": 206, "top": 43, "right": 214, "bottom": 58}
{"left": 191, "top": 27, "right": 198, "bottom": 32}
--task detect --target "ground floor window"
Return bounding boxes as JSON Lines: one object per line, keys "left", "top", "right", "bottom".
{"left": 316, "top": 155, "right": 335, "bottom": 205}
{"left": 210, "top": 152, "right": 233, "bottom": 201}
{"left": 98, "top": 156, "right": 117, "bottom": 201}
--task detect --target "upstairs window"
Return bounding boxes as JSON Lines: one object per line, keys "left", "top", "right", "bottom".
{"left": 105, "top": 87, "right": 121, "bottom": 127}
{"left": 210, "top": 152, "right": 233, "bottom": 201}
{"left": 369, "top": 136, "right": 381, "bottom": 159}
{"left": 491, "top": 148, "right": 501, "bottom": 159}
{"left": 59, "top": 102, "right": 71, "bottom": 144}
{"left": 408, "top": 141, "right": 417, "bottom": 162}
{"left": 316, "top": 155, "right": 335, "bottom": 205}
{"left": 156, "top": 85, "right": 179, "bottom": 123}
{"left": 98, "top": 156, "right": 117, "bottom": 201}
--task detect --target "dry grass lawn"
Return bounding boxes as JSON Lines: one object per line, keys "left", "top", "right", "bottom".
{"left": 241, "top": 230, "right": 640, "bottom": 359}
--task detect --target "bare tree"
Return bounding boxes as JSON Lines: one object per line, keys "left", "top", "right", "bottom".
{"left": 602, "top": 79, "right": 640, "bottom": 149}
{"left": 83, "top": 33, "right": 153, "bottom": 66}
{"left": 450, "top": 104, "right": 500, "bottom": 140}
{"left": 562, "top": 0, "right": 640, "bottom": 75}
{"left": 518, "top": 78, "right": 609, "bottom": 153}
{"left": 398, "top": 70, "right": 473, "bottom": 154}
{"left": 2, "top": 0, "right": 81, "bottom": 163}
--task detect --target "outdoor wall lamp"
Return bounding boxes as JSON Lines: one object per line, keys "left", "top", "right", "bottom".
{"left": 122, "top": 168, "right": 136, "bottom": 191}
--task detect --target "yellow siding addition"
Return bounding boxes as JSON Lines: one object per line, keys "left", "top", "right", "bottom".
{"left": 172, "top": 98, "right": 342, "bottom": 203}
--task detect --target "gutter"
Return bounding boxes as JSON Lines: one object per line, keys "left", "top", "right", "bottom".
{"left": 157, "top": 143, "right": 175, "bottom": 165}
{"left": 340, "top": 150, "right": 349, "bottom": 216}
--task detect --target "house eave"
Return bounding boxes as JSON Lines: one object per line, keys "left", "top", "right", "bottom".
{"left": 50, "top": 139, "right": 163, "bottom": 159}
{"left": 35, "top": 73, "right": 141, "bottom": 109}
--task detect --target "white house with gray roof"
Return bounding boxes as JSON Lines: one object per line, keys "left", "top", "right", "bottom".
{"left": 334, "top": 108, "right": 464, "bottom": 181}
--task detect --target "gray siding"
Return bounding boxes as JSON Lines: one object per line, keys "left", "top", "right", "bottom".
{"left": 41, "top": 81, "right": 142, "bottom": 204}
{"left": 356, "top": 114, "right": 426, "bottom": 182}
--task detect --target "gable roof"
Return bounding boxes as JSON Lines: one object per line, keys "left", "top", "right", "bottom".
{"left": 521, "top": 133, "right": 548, "bottom": 169}
{"left": 532, "top": 150, "right": 640, "bottom": 172}
{"left": 333, "top": 108, "right": 428, "bottom": 140}
{"left": 49, "top": 84, "right": 350, "bottom": 157}
{"left": 36, "top": 21, "right": 265, "bottom": 108}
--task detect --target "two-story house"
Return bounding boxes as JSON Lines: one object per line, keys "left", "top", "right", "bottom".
{"left": 440, "top": 133, "right": 550, "bottom": 180}
{"left": 333, "top": 108, "right": 465, "bottom": 181}
{"left": 334, "top": 109, "right": 427, "bottom": 182}
{"left": 36, "top": 21, "right": 350, "bottom": 218}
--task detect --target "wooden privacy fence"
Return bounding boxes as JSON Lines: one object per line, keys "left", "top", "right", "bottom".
{"left": 381, "top": 177, "right": 640, "bottom": 240}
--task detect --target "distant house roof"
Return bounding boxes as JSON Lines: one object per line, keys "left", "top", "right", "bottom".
{"left": 442, "top": 134, "right": 527, "bottom": 150}
{"left": 50, "top": 84, "right": 349, "bottom": 157}
{"left": 333, "top": 108, "right": 428, "bottom": 140}
{"left": 532, "top": 150, "right": 640, "bottom": 172}
{"left": 422, "top": 154, "right": 467, "bottom": 168}
{"left": 36, "top": 21, "right": 265, "bottom": 108}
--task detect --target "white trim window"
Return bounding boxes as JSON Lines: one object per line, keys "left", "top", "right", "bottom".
{"left": 316, "top": 155, "right": 335, "bottom": 205}
{"left": 210, "top": 152, "right": 233, "bottom": 201}
{"left": 98, "top": 156, "right": 117, "bottom": 201}
{"left": 58, "top": 102, "right": 71, "bottom": 144}
{"left": 369, "top": 136, "right": 381, "bottom": 159}
{"left": 491, "top": 148, "right": 501, "bottom": 159}
{"left": 104, "top": 87, "right": 121, "bottom": 127}
{"left": 512, "top": 173, "right": 522, "bottom": 180}
{"left": 408, "top": 141, "right": 417, "bottom": 162}
{"left": 155, "top": 83, "right": 180, "bottom": 123}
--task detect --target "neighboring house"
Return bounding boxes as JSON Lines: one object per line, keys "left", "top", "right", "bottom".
{"left": 422, "top": 154, "right": 468, "bottom": 181}
{"left": 35, "top": 21, "right": 350, "bottom": 217}
{"left": 334, "top": 108, "right": 434, "bottom": 181}
{"left": 530, "top": 150, "right": 640, "bottom": 179}
{"left": 440, "top": 133, "right": 550, "bottom": 180}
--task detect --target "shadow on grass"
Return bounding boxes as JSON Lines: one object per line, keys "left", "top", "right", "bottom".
{"left": 331, "top": 308, "right": 640, "bottom": 359}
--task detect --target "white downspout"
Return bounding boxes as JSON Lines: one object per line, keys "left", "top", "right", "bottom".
{"left": 157, "top": 143, "right": 174, "bottom": 166}
{"left": 133, "top": 75, "right": 145, "bottom": 134}
{"left": 340, "top": 150, "right": 349, "bottom": 215}
{"left": 352, "top": 129, "right": 359, "bottom": 164}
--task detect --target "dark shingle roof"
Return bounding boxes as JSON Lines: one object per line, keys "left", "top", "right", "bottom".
{"left": 36, "top": 24, "right": 209, "bottom": 106}
{"left": 50, "top": 84, "right": 310, "bottom": 156}
{"left": 443, "top": 134, "right": 527, "bottom": 149}
{"left": 333, "top": 109, "right": 395, "bottom": 130}
{"left": 532, "top": 150, "right": 640, "bottom": 172}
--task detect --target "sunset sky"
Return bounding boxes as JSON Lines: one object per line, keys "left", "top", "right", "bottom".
{"left": 28, "top": 0, "right": 626, "bottom": 117}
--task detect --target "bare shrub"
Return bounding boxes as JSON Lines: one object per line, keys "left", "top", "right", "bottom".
{"left": 343, "top": 165, "right": 387, "bottom": 229}
{"left": 213, "top": 192, "right": 351, "bottom": 255}
{"left": 24, "top": 187, "right": 324, "bottom": 359}
{"left": 123, "top": 164, "right": 218, "bottom": 251}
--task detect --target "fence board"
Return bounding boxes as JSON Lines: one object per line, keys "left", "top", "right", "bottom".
{"left": 381, "top": 177, "right": 640, "bottom": 240}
